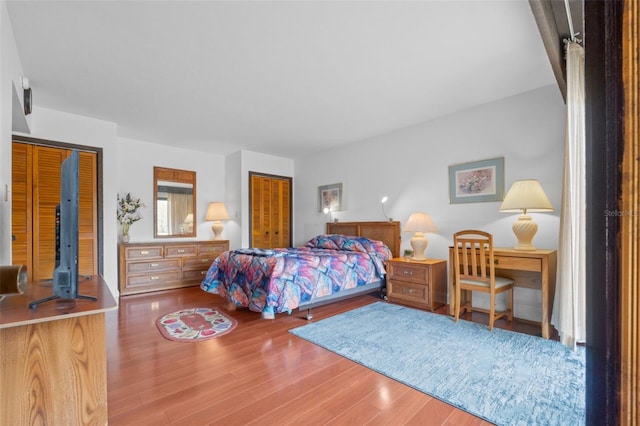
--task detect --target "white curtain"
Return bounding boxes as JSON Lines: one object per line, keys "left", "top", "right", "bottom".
{"left": 551, "top": 41, "right": 586, "bottom": 349}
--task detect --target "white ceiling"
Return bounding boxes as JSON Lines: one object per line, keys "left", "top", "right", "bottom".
{"left": 7, "top": 1, "right": 556, "bottom": 159}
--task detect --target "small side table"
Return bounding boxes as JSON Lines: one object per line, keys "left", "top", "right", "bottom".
{"left": 386, "top": 257, "right": 447, "bottom": 311}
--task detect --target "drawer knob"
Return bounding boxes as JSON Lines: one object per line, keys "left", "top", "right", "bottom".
{"left": 403, "top": 270, "right": 413, "bottom": 276}
{"left": 177, "top": 249, "right": 185, "bottom": 253}
{"left": 150, "top": 276, "right": 160, "bottom": 281}
{"left": 402, "top": 288, "right": 413, "bottom": 294}
{"left": 150, "top": 263, "right": 159, "bottom": 268}
{"left": 200, "top": 271, "right": 207, "bottom": 275}
{"left": 140, "top": 250, "right": 149, "bottom": 255}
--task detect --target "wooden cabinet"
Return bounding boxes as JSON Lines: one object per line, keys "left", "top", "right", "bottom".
{"left": 387, "top": 258, "right": 447, "bottom": 311}
{"left": 249, "top": 172, "right": 292, "bottom": 248}
{"left": 11, "top": 142, "right": 98, "bottom": 283}
{"left": 118, "top": 240, "right": 228, "bottom": 295}
{"left": 0, "top": 276, "right": 116, "bottom": 425}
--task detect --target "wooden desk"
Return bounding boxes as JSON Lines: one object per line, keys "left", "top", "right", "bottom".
{"left": 0, "top": 275, "right": 117, "bottom": 425}
{"left": 448, "top": 247, "right": 557, "bottom": 339}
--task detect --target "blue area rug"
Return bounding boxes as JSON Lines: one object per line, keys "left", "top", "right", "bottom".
{"left": 289, "top": 302, "right": 585, "bottom": 425}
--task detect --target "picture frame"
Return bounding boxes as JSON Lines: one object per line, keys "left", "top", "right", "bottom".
{"left": 318, "top": 183, "right": 343, "bottom": 212}
{"left": 448, "top": 157, "right": 505, "bottom": 204}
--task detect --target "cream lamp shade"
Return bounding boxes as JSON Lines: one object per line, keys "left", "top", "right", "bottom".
{"left": 499, "top": 179, "right": 553, "bottom": 251}
{"left": 403, "top": 212, "right": 438, "bottom": 260}
{"left": 205, "top": 202, "right": 230, "bottom": 240}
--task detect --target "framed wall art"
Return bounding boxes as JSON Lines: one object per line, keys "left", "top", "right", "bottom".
{"left": 448, "top": 157, "right": 505, "bottom": 204}
{"left": 318, "top": 183, "right": 343, "bottom": 212}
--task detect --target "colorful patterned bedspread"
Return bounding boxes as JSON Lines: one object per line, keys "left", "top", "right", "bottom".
{"left": 200, "top": 234, "right": 392, "bottom": 318}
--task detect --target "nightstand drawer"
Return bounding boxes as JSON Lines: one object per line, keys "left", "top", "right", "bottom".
{"left": 388, "top": 262, "right": 429, "bottom": 284}
{"left": 388, "top": 280, "right": 429, "bottom": 305}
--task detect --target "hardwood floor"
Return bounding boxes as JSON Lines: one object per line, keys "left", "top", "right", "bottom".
{"left": 107, "top": 287, "right": 548, "bottom": 425}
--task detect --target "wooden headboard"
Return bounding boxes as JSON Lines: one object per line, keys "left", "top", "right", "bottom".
{"left": 326, "top": 221, "right": 401, "bottom": 258}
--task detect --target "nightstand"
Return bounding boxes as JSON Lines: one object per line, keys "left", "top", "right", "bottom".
{"left": 386, "top": 257, "right": 447, "bottom": 311}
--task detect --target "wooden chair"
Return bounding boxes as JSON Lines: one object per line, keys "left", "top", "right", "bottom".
{"left": 452, "top": 230, "right": 514, "bottom": 331}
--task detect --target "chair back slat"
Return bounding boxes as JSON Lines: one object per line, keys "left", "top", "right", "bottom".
{"left": 453, "top": 230, "right": 495, "bottom": 286}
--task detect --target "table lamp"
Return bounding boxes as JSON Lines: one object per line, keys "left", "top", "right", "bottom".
{"left": 499, "top": 179, "right": 554, "bottom": 251}
{"left": 205, "top": 202, "right": 230, "bottom": 240}
{"left": 403, "top": 212, "right": 437, "bottom": 260}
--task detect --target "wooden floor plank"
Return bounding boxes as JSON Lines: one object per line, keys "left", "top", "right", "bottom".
{"left": 108, "top": 286, "right": 547, "bottom": 425}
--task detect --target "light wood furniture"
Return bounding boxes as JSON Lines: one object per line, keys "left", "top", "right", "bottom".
{"left": 0, "top": 275, "right": 116, "bottom": 425}
{"left": 448, "top": 245, "right": 557, "bottom": 339}
{"left": 386, "top": 257, "right": 447, "bottom": 311}
{"left": 119, "top": 240, "right": 229, "bottom": 295}
{"left": 11, "top": 142, "right": 98, "bottom": 282}
{"left": 249, "top": 172, "right": 292, "bottom": 248}
{"left": 452, "top": 230, "right": 514, "bottom": 331}
{"left": 326, "top": 221, "right": 401, "bottom": 258}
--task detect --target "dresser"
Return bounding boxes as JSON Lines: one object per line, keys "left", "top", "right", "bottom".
{"left": 118, "top": 240, "right": 229, "bottom": 295}
{"left": 386, "top": 257, "right": 447, "bottom": 311}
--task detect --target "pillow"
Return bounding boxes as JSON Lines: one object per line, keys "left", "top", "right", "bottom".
{"left": 304, "top": 234, "right": 392, "bottom": 261}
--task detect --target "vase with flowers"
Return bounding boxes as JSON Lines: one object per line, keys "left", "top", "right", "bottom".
{"left": 117, "top": 193, "right": 144, "bottom": 243}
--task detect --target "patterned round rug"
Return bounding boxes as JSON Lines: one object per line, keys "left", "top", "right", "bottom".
{"left": 156, "top": 307, "right": 237, "bottom": 342}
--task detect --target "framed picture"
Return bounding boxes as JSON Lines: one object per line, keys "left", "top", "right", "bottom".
{"left": 448, "top": 157, "right": 505, "bottom": 204}
{"left": 318, "top": 183, "right": 343, "bottom": 212}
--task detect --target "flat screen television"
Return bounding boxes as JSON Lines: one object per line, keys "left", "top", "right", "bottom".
{"left": 29, "top": 150, "right": 96, "bottom": 309}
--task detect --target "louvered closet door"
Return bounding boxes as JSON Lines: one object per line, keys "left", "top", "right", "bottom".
{"left": 11, "top": 143, "right": 33, "bottom": 281}
{"left": 251, "top": 175, "right": 272, "bottom": 248}
{"left": 270, "top": 178, "right": 291, "bottom": 248}
{"left": 250, "top": 173, "right": 292, "bottom": 249}
{"left": 12, "top": 143, "right": 98, "bottom": 282}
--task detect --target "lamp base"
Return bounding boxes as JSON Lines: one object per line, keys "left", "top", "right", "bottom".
{"left": 211, "top": 221, "right": 224, "bottom": 240}
{"left": 410, "top": 232, "right": 428, "bottom": 260}
{"left": 512, "top": 214, "right": 538, "bottom": 251}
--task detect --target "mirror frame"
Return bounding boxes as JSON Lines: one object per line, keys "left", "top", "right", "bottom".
{"left": 153, "top": 166, "right": 197, "bottom": 238}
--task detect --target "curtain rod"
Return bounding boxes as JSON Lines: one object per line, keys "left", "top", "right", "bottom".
{"left": 563, "top": 0, "right": 578, "bottom": 42}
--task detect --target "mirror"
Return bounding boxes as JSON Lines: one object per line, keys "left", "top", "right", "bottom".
{"left": 154, "top": 166, "right": 197, "bottom": 238}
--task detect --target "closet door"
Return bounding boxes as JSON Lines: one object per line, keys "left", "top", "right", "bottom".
{"left": 11, "top": 143, "right": 33, "bottom": 280}
{"left": 270, "top": 177, "right": 291, "bottom": 248}
{"left": 11, "top": 143, "right": 98, "bottom": 282}
{"left": 251, "top": 174, "right": 272, "bottom": 248}
{"left": 249, "top": 173, "right": 292, "bottom": 249}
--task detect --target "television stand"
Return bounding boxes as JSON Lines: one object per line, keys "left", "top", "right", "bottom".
{"left": 29, "top": 293, "right": 98, "bottom": 310}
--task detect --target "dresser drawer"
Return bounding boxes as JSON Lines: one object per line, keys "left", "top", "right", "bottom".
{"left": 126, "top": 259, "right": 179, "bottom": 274}
{"left": 199, "top": 244, "right": 226, "bottom": 256}
{"left": 183, "top": 269, "right": 209, "bottom": 281}
{"left": 165, "top": 245, "right": 198, "bottom": 257}
{"left": 126, "top": 271, "right": 181, "bottom": 287}
{"left": 183, "top": 257, "right": 215, "bottom": 271}
{"left": 125, "top": 246, "right": 163, "bottom": 260}
{"left": 388, "top": 280, "right": 429, "bottom": 305}
{"left": 388, "top": 262, "right": 430, "bottom": 284}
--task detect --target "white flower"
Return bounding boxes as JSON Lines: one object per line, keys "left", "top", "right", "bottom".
{"left": 117, "top": 193, "right": 144, "bottom": 225}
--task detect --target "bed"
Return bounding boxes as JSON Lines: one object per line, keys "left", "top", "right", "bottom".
{"left": 200, "top": 221, "right": 401, "bottom": 319}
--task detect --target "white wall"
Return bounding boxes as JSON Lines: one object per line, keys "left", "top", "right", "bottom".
{"left": 294, "top": 85, "right": 565, "bottom": 321}
{"left": 116, "top": 137, "right": 226, "bottom": 243}
{"left": 0, "top": 0, "right": 27, "bottom": 264}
